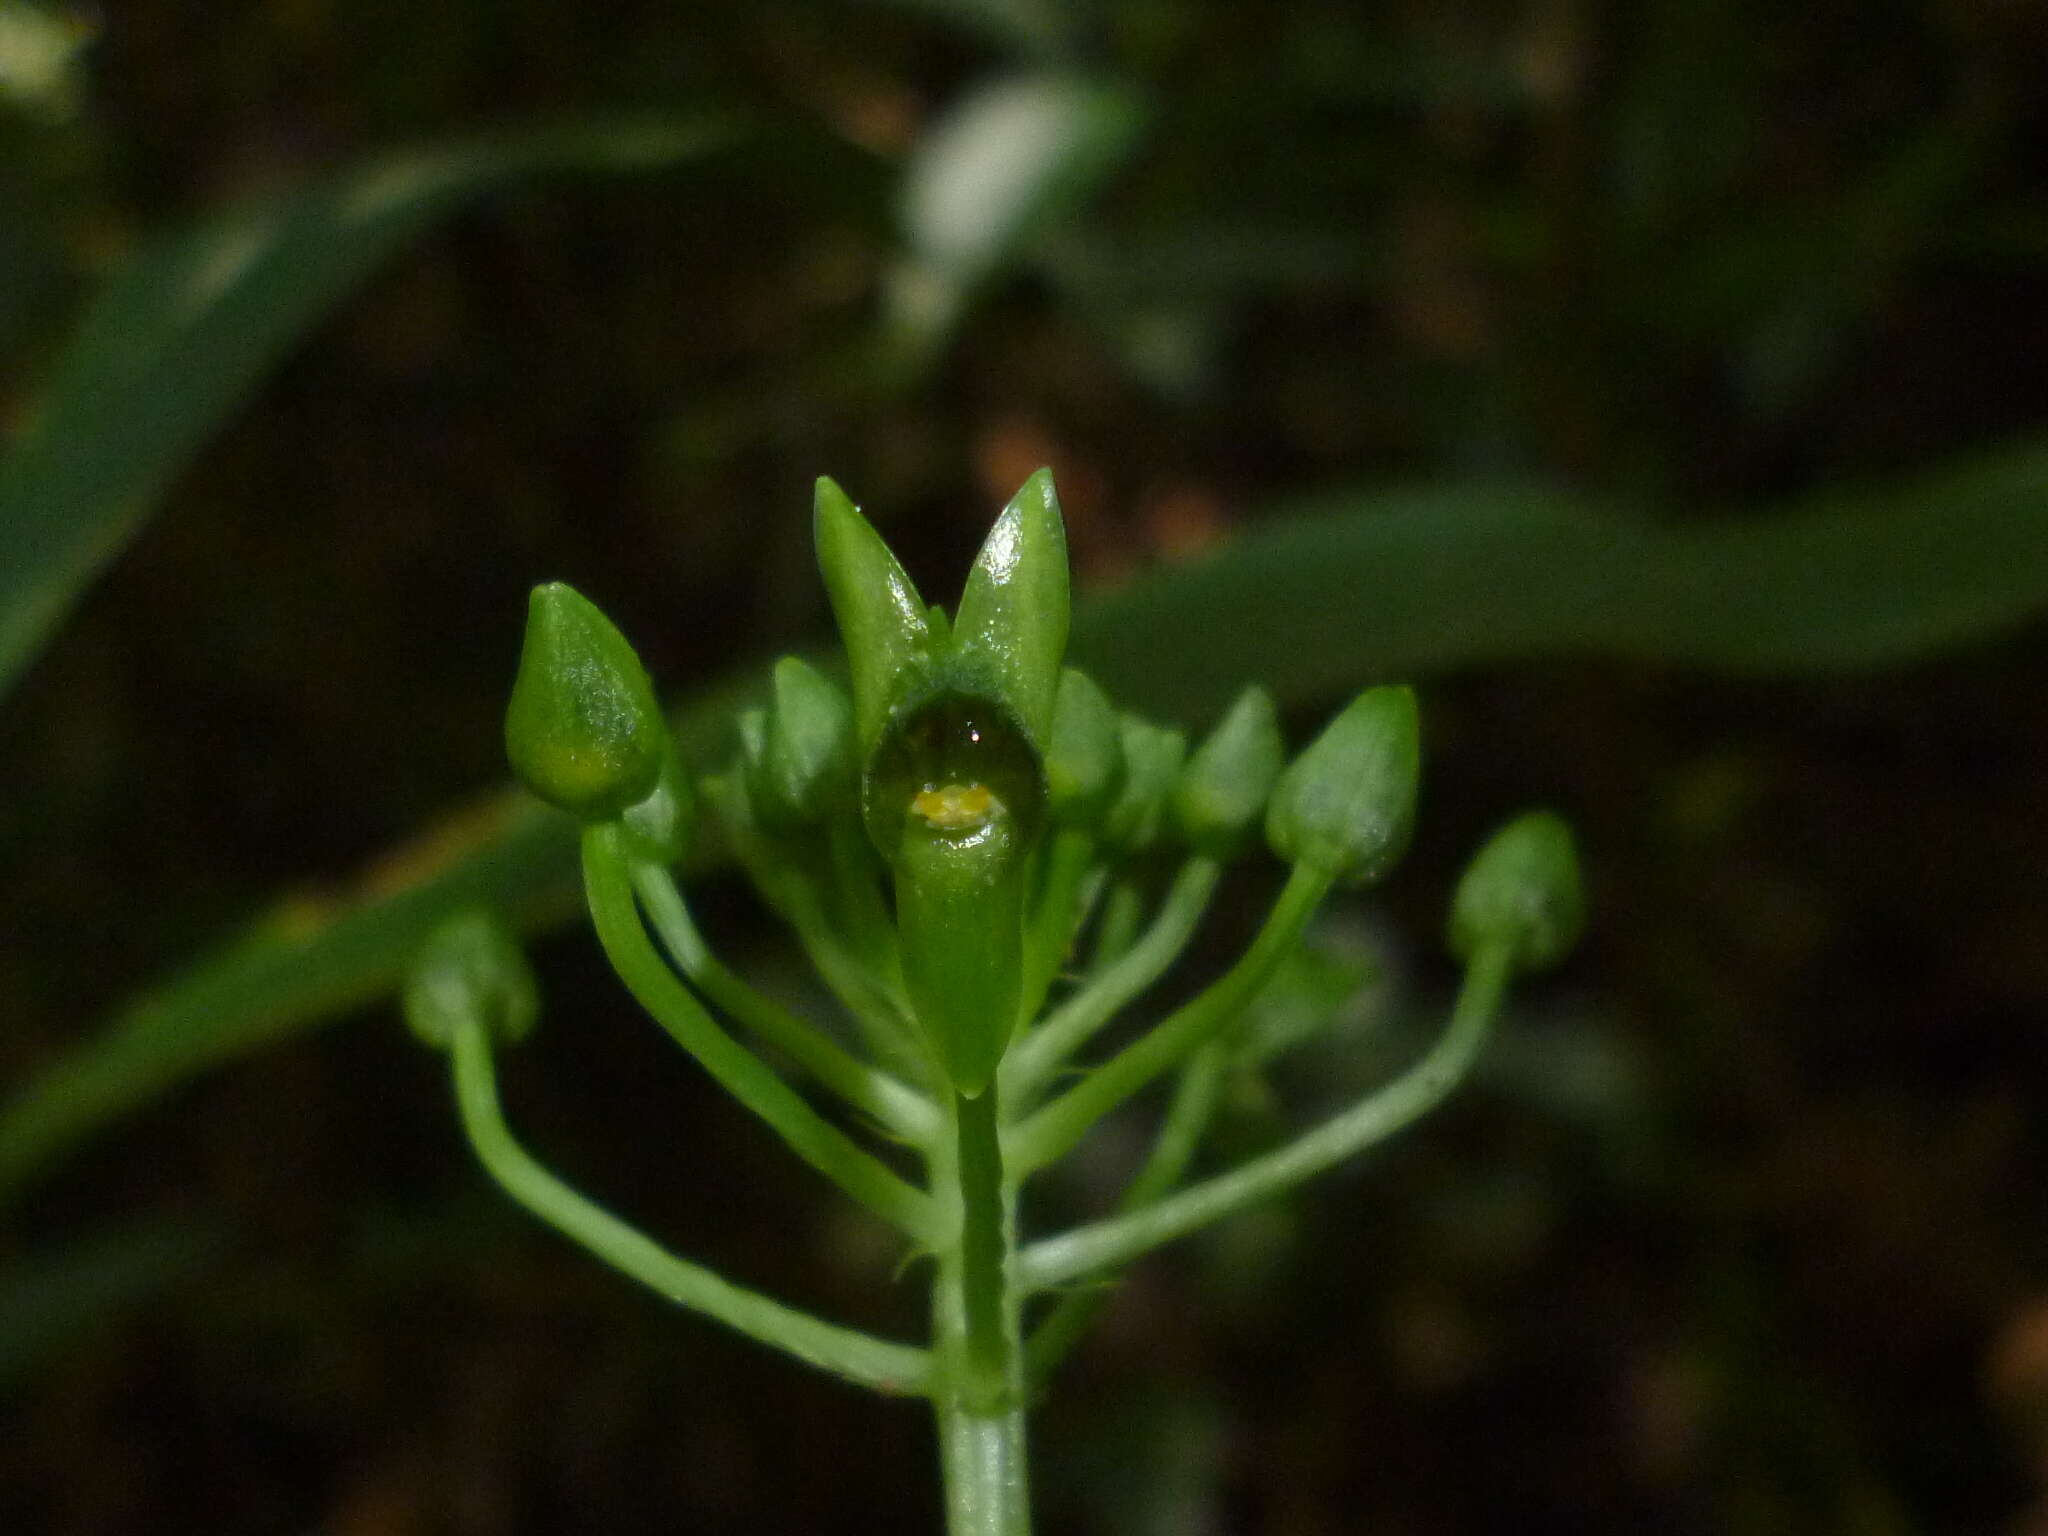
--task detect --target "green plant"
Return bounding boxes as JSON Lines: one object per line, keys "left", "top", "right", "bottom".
{"left": 406, "top": 471, "right": 1582, "bottom": 1533}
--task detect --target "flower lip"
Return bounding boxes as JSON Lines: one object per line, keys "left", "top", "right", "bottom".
{"left": 862, "top": 686, "right": 1045, "bottom": 853}
{"left": 912, "top": 782, "right": 1001, "bottom": 832}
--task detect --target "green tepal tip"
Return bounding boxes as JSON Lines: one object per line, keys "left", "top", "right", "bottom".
{"left": 950, "top": 468, "right": 1069, "bottom": 749}
{"left": 813, "top": 476, "right": 932, "bottom": 755}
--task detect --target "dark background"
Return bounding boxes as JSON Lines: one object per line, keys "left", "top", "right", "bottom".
{"left": 3, "top": 2, "right": 2047, "bottom": 1531}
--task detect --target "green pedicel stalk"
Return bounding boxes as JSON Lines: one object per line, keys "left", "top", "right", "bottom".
{"left": 450, "top": 1013, "right": 932, "bottom": 1394}
{"left": 1015, "top": 942, "right": 1516, "bottom": 1292}
{"left": 582, "top": 823, "right": 939, "bottom": 1242}
{"left": 627, "top": 857, "right": 937, "bottom": 1142}
{"left": 1001, "top": 855, "right": 1220, "bottom": 1101}
{"left": 1005, "top": 862, "right": 1332, "bottom": 1174}
{"left": 408, "top": 472, "right": 1584, "bottom": 1535}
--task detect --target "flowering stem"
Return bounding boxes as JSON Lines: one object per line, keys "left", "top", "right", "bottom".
{"left": 930, "top": 1087, "right": 1032, "bottom": 1534}
{"left": 701, "top": 778, "right": 926, "bottom": 1076}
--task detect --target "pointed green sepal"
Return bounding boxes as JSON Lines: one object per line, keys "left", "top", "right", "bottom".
{"left": 950, "top": 468, "right": 1069, "bottom": 749}
{"left": 504, "top": 582, "right": 667, "bottom": 820}
{"left": 1448, "top": 810, "right": 1584, "bottom": 972}
{"left": 1173, "top": 685, "right": 1284, "bottom": 856}
{"left": 618, "top": 737, "right": 696, "bottom": 865}
{"left": 1045, "top": 667, "right": 1123, "bottom": 828}
{"left": 1265, "top": 686, "right": 1420, "bottom": 884}
{"left": 750, "top": 656, "right": 858, "bottom": 830}
{"left": 894, "top": 791, "right": 1028, "bottom": 1096}
{"left": 1101, "top": 716, "right": 1188, "bottom": 854}
{"left": 403, "top": 909, "right": 538, "bottom": 1052}
{"left": 814, "top": 476, "right": 933, "bottom": 755}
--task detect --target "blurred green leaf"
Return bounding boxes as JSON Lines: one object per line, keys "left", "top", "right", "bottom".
{"left": 0, "top": 1219, "right": 223, "bottom": 1388}
{"left": 0, "top": 673, "right": 759, "bottom": 1211}
{"left": 0, "top": 4, "right": 94, "bottom": 122}
{"left": 3, "top": 439, "right": 2045, "bottom": 1208}
{"left": 886, "top": 72, "right": 1146, "bottom": 351}
{"left": 1074, "top": 438, "right": 2048, "bottom": 720}
{"left": 0, "top": 114, "right": 738, "bottom": 706}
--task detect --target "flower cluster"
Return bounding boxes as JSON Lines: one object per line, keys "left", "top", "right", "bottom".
{"left": 407, "top": 470, "right": 1582, "bottom": 1529}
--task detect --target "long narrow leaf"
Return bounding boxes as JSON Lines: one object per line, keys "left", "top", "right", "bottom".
{"left": 0, "top": 115, "right": 737, "bottom": 704}
{"left": 1074, "top": 440, "right": 2048, "bottom": 719}
{"left": 0, "top": 1220, "right": 224, "bottom": 1389}
{"left": 3, "top": 440, "right": 2045, "bottom": 1207}
{"left": 0, "top": 674, "right": 757, "bottom": 1210}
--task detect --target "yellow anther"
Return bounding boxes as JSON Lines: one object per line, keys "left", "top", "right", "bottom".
{"left": 911, "top": 782, "right": 998, "bottom": 831}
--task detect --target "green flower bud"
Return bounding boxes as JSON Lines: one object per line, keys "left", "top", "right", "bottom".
{"left": 618, "top": 737, "right": 696, "bottom": 866}
{"left": 750, "top": 657, "right": 858, "bottom": 831}
{"left": 1102, "top": 716, "right": 1187, "bottom": 854}
{"left": 403, "top": 909, "right": 538, "bottom": 1052}
{"left": 505, "top": 582, "right": 666, "bottom": 820}
{"left": 948, "top": 468, "right": 1068, "bottom": 750}
{"left": 1173, "top": 685, "right": 1284, "bottom": 856}
{"left": 1045, "top": 668, "right": 1123, "bottom": 828}
{"left": 813, "top": 476, "right": 934, "bottom": 758}
{"left": 1447, "top": 810, "right": 1584, "bottom": 972}
{"left": 814, "top": 473, "right": 1073, "bottom": 1093}
{"left": 1265, "top": 686, "right": 1420, "bottom": 884}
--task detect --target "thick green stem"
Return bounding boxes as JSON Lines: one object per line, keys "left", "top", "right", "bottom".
{"left": 938, "top": 1402, "right": 1030, "bottom": 1536}
{"left": 955, "top": 1088, "right": 1010, "bottom": 1390}
{"left": 930, "top": 1088, "right": 1032, "bottom": 1534}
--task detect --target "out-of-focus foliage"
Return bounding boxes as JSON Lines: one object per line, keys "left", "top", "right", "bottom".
{"left": 1, "top": 0, "right": 2045, "bottom": 1531}
{"left": 0, "top": 116, "right": 737, "bottom": 703}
